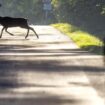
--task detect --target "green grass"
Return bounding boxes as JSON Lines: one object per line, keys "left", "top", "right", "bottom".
{"left": 51, "top": 23, "right": 103, "bottom": 54}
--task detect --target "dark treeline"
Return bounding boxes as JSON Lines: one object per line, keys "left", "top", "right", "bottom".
{"left": 52, "top": 0, "right": 105, "bottom": 38}
{"left": 0, "top": 0, "right": 44, "bottom": 24}
{"left": 0, "top": 0, "right": 105, "bottom": 37}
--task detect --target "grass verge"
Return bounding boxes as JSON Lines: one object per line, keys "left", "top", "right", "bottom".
{"left": 51, "top": 23, "right": 103, "bottom": 55}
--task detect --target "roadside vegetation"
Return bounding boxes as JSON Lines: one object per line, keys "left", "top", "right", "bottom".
{"left": 51, "top": 0, "right": 105, "bottom": 55}
{"left": 52, "top": 23, "right": 103, "bottom": 54}
{"left": 0, "top": 0, "right": 104, "bottom": 54}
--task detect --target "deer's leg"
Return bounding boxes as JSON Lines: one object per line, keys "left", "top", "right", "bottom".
{"left": 0, "top": 27, "right": 5, "bottom": 38}
{"left": 5, "top": 28, "right": 14, "bottom": 36}
{"left": 25, "top": 28, "right": 29, "bottom": 39}
{"left": 29, "top": 26, "right": 39, "bottom": 39}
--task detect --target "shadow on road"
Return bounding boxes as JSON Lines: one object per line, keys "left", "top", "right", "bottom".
{"left": 0, "top": 41, "right": 104, "bottom": 105}
{"left": 0, "top": 95, "right": 83, "bottom": 105}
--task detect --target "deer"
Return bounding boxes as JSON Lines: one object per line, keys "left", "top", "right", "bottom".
{"left": 0, "top": 16, "right": 39, "bottom": 39}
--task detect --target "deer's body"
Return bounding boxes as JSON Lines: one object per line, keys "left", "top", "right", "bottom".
{"left": 0, "top": 16, "right": 39, "bottom": 39}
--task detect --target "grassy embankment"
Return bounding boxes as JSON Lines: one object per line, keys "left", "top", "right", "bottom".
{"left": 51, "top": 23, "right": 103, "bottom": 55}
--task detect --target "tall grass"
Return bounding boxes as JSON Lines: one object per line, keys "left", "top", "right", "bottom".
{"left": 52, "top": 23, "right": 103, "bottom": 54}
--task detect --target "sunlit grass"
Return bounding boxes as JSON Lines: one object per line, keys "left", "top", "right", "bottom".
{"left": 52, "top": 23, "right": 78, "bottom": 33}
{"left": 51, "top": 23, "right": 103, "bottom": 54}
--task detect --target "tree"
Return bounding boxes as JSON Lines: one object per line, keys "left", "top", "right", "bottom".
{"left": 52, "top": 0, "right": 105, "bottom": 31}
{"left": 0, "top": 0, "right": 44, "bottom": 24}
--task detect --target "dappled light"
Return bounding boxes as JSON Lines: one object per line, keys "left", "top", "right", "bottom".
{"left": 0, "top": 55, "right": 104, "bottom": 104}
{"left": 0, "top": 0, "right": 104, "bottom": 105}
{"left": 0, "top": 25, "right": 104, "bottom": 105}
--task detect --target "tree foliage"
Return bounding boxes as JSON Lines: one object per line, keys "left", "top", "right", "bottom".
{"left": 52, "top": 0, "right": 105, "bottom": 33}
{"left": 0, "top": 0, "right": 105, "bottom": 27}
{"left": 0, "top": 0, "right": 44, "bottom": 24}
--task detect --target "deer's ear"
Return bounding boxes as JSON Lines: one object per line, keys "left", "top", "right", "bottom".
{"left": 0, "top": 4, "right": 2, "bottom": 7}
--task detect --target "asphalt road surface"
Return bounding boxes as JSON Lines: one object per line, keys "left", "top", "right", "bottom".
{"left": 0, "top": 25, "right": 105, "bottom": 105}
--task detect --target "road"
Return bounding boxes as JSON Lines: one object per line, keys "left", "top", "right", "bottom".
{"left": 0, "top": 25, "right": 105, "bottom": 105}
